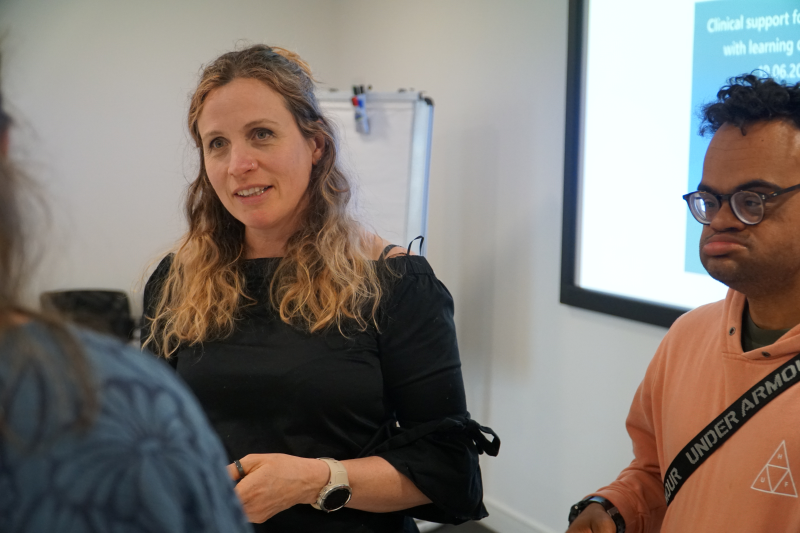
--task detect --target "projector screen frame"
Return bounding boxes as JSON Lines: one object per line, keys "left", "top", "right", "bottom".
{"left": 560, "top": 0, "right": 688, "bottom": 329}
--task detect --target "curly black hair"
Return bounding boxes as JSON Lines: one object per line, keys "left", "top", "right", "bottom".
{"left": 700, "top": 73, "right": 800, "bottom": 136}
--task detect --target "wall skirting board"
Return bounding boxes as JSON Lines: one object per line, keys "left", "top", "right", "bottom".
{"left": 482, "top": 497, "right": 560, "bottom": 533}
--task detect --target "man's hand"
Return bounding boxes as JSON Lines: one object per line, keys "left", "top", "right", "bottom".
{"left": 565, "top": 503, "right": 617, "bottom": 533}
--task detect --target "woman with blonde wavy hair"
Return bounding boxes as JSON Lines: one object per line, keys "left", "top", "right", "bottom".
{"left": 143, "top": 44, "right": 499, "bottom": 533}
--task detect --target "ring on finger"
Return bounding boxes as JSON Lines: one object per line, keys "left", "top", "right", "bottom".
{"left": 234, "top": 459, "right": 246, "bottom": 479}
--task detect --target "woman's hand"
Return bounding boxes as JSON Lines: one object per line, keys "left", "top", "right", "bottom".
{"left": 227, "top": 453, "right": 329, "bottom": 523}
{"left": 227, "top": 454, "right": 431, "bottom": 521}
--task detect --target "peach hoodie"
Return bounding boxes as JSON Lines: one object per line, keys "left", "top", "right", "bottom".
{"left": 595, "top": 289, "right": 800, "bottom": 533}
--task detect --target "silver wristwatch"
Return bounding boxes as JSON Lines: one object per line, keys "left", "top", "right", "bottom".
{"left": 311, "top": 458, "right": 352, "bottom": 512}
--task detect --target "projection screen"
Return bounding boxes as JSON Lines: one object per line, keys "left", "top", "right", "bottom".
{"left": 561, "top": 0, "right": 800, "bottom": 327}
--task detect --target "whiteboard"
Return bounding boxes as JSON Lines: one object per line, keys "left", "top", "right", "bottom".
{"left": 317, "top": 91, "right": 433, "bottom": 253}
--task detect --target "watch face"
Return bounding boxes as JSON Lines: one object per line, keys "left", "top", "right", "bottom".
{"left": 322, "top": 486, "right": 352, "bottom": 511}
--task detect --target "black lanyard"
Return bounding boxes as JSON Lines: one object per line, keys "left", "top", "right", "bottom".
{"left": 664, "top": 353, "right": 800, "bottom": 506}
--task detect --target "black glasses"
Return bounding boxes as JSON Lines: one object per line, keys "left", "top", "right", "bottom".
{"left": 683, "top": 183, "right": 800, "bottom": 225}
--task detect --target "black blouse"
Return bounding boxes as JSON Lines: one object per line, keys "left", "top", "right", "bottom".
{"left": 142, "top": 254, "right": 499, "bottom": 533}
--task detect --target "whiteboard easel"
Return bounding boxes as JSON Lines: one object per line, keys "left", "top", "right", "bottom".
{"left": 317, "top": 91, "right": 434, "bottom": 253}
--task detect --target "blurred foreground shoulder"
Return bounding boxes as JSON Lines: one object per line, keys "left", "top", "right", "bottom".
{"left": 0, "top": 324, "right": 252, "bottom": 533}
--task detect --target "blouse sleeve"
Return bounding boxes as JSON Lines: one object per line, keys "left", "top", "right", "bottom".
{"left": 141, "top": 254, "right": 177, "bottom": 368}
{"left": 368, "top": 256, "right": 500, "bottom": 524}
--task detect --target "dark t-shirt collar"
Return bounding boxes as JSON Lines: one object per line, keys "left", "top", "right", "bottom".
{"left": 741, "top": 304, "right": 792, "bottom": 352}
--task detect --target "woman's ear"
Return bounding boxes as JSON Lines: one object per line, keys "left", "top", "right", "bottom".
{"left": 310, "top": 131, "right": 325, "bottom": 165}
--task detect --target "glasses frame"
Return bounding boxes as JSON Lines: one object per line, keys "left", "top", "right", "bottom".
{"left": 683, "top": 182, "right": 800, "bottom": 225}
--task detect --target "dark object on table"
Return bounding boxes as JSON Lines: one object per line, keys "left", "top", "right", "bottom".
{"left": 40, "top": 290, "right": 135, "bottom": 342}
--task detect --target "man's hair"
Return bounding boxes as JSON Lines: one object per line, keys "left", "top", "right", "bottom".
{"left": 701, "top": 73, "right": 800, "bottom": 136}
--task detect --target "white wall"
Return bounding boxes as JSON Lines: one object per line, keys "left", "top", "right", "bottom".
{"left": 0, "top": 2, "right": 670, "bottom": 532}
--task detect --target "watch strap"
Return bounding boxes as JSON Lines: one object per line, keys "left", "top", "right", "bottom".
{"left": 568, "top": 496, "right": 625, "bottom": 533}
{"left": 311, "top": 458, "right": 351, "bottom": 511}
{"left": 318, "top": 458, "right": 349, "bottom": 486}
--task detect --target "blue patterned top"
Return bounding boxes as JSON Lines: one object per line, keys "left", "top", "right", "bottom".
{"left": 0, "top": 322, "right": 253, "bottom": 533}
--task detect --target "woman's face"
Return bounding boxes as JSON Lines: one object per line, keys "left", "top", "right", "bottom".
{"left": 197, "top": 78, "right": 323, "bottom": 251}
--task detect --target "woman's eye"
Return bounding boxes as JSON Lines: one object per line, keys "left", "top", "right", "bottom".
{"left": 254, "top": 129, "right": 272, "bottom": 140}
{"left": 209, "top": 138, "right": 225, "bottom": 150}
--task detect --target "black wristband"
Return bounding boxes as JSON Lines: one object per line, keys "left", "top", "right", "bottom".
{"left": 568, "top": 496, "right": 625, "bottom": 533}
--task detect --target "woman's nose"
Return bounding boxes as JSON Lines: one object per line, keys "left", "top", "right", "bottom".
{"left": 229, "top": 145, "right": 257, "bottom": 177}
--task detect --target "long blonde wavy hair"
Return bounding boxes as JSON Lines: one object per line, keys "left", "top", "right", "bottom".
{"left": 145, "top": 45, "right": 386, "bottom": 357}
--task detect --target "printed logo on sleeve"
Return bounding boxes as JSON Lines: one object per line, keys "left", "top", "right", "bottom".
{"left": 751, "top": 440, "right": 797, "bottom": 498}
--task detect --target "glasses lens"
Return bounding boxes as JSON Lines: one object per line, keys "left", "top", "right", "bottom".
{"left": 688, "top": 192, "right": 718, "bottom": 224}
{"left": 731, "top": 191, "right": 764, "bottom": 224}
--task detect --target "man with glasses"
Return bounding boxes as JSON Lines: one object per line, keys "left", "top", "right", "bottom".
{"left": 567, "top": 74, "right": 800, "bottom": 533}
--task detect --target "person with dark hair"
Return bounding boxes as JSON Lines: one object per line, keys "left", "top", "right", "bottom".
{"left": 0, "top": 61, "right": 252, "bottom": 533}
{"left": 142, "top": 44, "right": 499, "bottom": 533}
{"left": 567, "top": 73, "right": 800, "bottom": 533}
{"left": 700, "top": 73, "right": 800, "bottom": 135}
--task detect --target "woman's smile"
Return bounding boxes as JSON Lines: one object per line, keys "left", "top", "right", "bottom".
{"left": 235, "top": 186, "right": 271, "bottom": 198}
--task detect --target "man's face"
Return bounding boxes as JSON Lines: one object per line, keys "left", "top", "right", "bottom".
{"left": 699, "top": 120, "right": 800, "bottom": 297}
